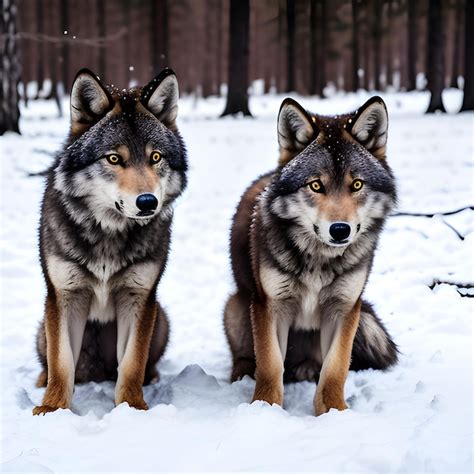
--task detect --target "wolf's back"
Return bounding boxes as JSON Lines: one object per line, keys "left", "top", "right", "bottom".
{"left": 350, "top": 300, "right": 399, "bottom": 371}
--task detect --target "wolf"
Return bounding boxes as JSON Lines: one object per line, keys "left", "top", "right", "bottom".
{"left": 224, "top": 96, "right": 398, "bottom": 415}
{"left": 33, "top": 68, "right": 187, "bottom": 415}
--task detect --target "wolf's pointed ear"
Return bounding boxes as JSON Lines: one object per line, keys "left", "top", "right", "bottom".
{"left": 140, "top": 69, "right": 179, "bottom": 129}
{"left": 347, "top": 96, "right": 388, "bottom": 159}
{"left": 277, "top": 98, "right": 317, "bottom": 166}
{"left": 70, "top": 69, "right": 114, "bottom": 134}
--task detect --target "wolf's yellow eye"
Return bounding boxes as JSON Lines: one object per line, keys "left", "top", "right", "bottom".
{"left": 350, "top": 179, "right": 364, "bottom": 192}
{"left": 308, "top": 179, "right": 325, "bottom": 193}
{"left": 106, "top": 154, "right": 121, "bottom": 165}
{"left": 151, "top": 151, "right": 162, "bottom": 163}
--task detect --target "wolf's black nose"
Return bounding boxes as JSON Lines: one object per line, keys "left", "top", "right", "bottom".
{"left": 136, "top": 193, "right": 158, "bottom": 212}
{"left": 329, "top": 223, "right": 351, "bottom": 242}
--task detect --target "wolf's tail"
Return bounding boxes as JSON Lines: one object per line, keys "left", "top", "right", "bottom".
{"left": 350, "top": 300, "right": 399, "bottom": 371}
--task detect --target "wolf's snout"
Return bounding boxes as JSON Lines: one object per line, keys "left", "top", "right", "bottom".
{"left": 329, "top": 223, "right": 351, "bottom": 242}
{"left": 136, "top": 193, "right": 158, "bottom": 212}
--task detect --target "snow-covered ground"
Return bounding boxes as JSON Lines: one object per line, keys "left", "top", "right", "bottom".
{"left": 1, "top": 90, "right": 472, "bottom": 473}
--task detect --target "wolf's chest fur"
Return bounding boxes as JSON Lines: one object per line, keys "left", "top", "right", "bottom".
{"left": 260, "top": 263, "right": 336, "bottom": 330}
{"left": 86, "top": 246, "right": 124, "bottom": 323}
{"left": 45, "top": 215, "right": 165, "bottom": 324}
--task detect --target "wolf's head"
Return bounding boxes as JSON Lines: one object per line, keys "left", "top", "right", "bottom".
{"left": 53, "top": 68, "right": 187, "bottom": 230}
{"left": 267, "top": 97, "right": 396, "bottom": 251}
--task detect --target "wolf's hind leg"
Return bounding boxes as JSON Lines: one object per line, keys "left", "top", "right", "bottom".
{"left": 35, "top": 320, "right": 48, "bottom": 387}
{"left": 144, "top": 301, "right": 169, "bottom": 385}
{"left": 224, "top": 291, "right": 256, "bottom": 381}
{"left": 284, "top": 329, "right": 322, "bottom": 383}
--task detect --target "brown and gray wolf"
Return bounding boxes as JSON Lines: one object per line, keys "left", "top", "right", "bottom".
{"left": 224, "top": 96, "right": 398, "bottom": 416}
{"left": 33, "top": 68, "right": 187, "bottom": 415}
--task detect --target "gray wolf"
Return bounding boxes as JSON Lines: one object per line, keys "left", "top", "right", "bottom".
{"left": 34, "top": 68, "right": 187, "bottom": 414}
{"left": 224, "top": 96, "right": 398, "bottom": 415}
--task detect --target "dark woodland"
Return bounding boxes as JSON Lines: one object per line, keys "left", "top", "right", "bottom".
{"left": 1, "top": 0, "right": 472, "bottom": 134}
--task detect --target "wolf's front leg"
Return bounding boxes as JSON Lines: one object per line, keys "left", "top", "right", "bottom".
{"left": 115, "top": 290, "right": 157, "bottom": 410}
{"left": 314, "top": 298, "right": 361, "bottom": 416}
{"left": 251, "top": 299, "right": 289, "bottom": 406}
{"left": 33, "top": 290, "right": 90, "bottom": 415}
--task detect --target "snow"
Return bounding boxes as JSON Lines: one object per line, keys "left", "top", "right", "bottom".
{"left": 1, "top": 89, "right": 473, "bottom": 473}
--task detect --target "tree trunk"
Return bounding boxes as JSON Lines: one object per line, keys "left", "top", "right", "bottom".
{"left": 318, "top": 0, "right": 327, "bottom": 96}
{"left": 277, "top": 0, "right": 285, "bottom": 92}
{"left": 150, "top": 0, "right": 169, "bottom": 73}
{"left": 460, "top": 0, "right": 474, "bottom": 111}
{"left": 221, "top": 0, "right": 252, "bottom": 116}
{"left": 202, "top": 0, "right": 214, "bottom": 97}
{"left": 35, "top": 0, "right": 45, "bottom": 98}
{"left": 216, "top": 0, "right": 223, "bottom": 95}
{"left": 450, "top": 0, "right": 462, "bottom": 88}
{"left": 97, "top": 0, "right": 106, "bottom": 77}
{"left": 309, "top": 0, "right": 319, "bottom": 95}
{"left": 122, "top": 0, "right": 131, "bottom": 87}
{"left": 373, "top": 0, "right": 383, "bottom": 91}
{"left": 45, "top": 46, "right": 62, "bottom": 116}
{"left": 351, "top": 0, "right": 360, "bottom": 92}
{"left": 362, "top": 2, "right": 370, "bottom": 90}
{"left": 1, "top": 0, "right": 21, "bottom": 134}
{"left": 407, "top": 0, "right": 418, "bottom": 90}
{"left": 426, "top": 0, "right": 446, "bottom": 113}
{"left": 60, "top": 0, "right": 70, "bottom": 93}
{"left": 386, "top": 0, "right": 393, "bottom": 87}
{"left": 286, "top": 0, "right": 295, "bottom": 92}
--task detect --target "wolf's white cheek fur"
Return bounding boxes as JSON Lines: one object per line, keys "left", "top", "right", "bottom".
{"left": 355, "top": 192, "right": 391, "bottom": 235}
{"left": 272, "top": 192, "right": 318, "bottom": 229}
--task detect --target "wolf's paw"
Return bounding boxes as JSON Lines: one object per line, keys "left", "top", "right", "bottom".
{"left": 116, "top": 388, "right": 148, "bottom": 410}
{"left": 286, "top": 359, "right": 321, "bottom": 382}
{"left": 315, "top": 392, "right": 348, "bottom": 416}
{"left": 315, "top": 399, "right": 348, "bottom": 416}
{"left": 122, "top": 398, "right": 149, "bottom": 411}
{"left": 32, "top": 405, "right": 61, "bottom": 416}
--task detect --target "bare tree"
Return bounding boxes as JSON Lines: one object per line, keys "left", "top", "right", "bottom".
{"left": 202, "top": 0, "right": 214, "bottom": 97}
{"left": 150, "top": 0, "right": 169, "bottom": 73}
{"left": 460, "top": 0, "right": 474, "bottom": 111}
{"left": 407, "top": 0, "right": 418, "bottom": 90}
{"left": 60, "top": 0, "right": 70, "bottom": 93}
{"left": 386, "top": 0, "right": 394, "bottom": 87}
{"left": 449, "top": 0, "right": 463, "bottom": 88}
{"left": 426, "top": 0, "right": 446, "bottom": 113}
{"left": 286, "top": 0, "right": 295, "bottom": 91}
{"left": 351, "top": 0, "right": 360, "bottom": 92}
{"left": 309, "top": 0, "right": 326, "bottom": 96}
{"left": 372, "top": 0, "right": 383, "bottom": 91}
{"left": 221, "top": 0, "right": 252, "bottom": 116}
{"left": 122, "top": 0, "right": 131, "bottom": 87}
{"left": 1, "top": 0, "right": 21, "bottom": 135}
{"left": 319, "top": 0, "right": 327, "bottom": 95}
{"left": 97, "top": 0, "right": 106, "bottom": 76}
{"left": 35, "top": 0, "right": 45, "bottom": 98}
{"left": 216, "top": 0, "right": 223, "bottom": 95}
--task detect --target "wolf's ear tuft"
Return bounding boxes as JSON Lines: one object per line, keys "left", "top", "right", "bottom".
{"left": 141, "top": 69, "right": 179, "bottom": 128}
{"left": 347, "top": 96, "right": 388, "bottom": 159}
{"left": 278, "top": 98, "right": 316, "bottom": 166}
{"left": 70, "top": 69, "right": 113, "bottom": 133}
